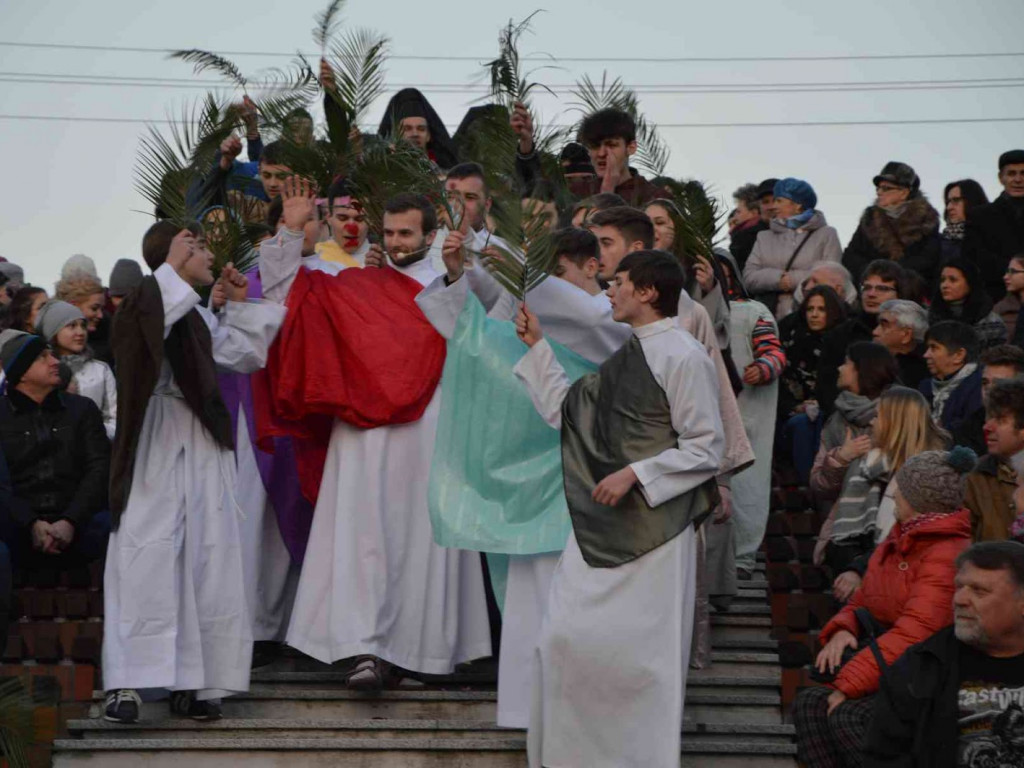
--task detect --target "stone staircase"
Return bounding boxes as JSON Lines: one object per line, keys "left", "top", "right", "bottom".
{"left": 54, "top": 564, "right": 797, "bottom": 767}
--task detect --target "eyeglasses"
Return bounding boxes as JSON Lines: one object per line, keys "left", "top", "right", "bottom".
{"left": 875, "top": 184, "right": 903, "bottom": 193}
{"left": 946, "top": 196, "right": 964, "bottom": 204}
{"left": 1006, "top": 268, "right": 1024, "bottom": 276}
{"left": 860, "top": 283, "right": 898, "bottom": 294}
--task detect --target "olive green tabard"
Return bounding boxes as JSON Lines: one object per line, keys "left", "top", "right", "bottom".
{"left": 560, "top": 336, "right": 720, "bottom": 568}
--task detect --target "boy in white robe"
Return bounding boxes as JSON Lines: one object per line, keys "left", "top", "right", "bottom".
{"left": 102, "top": 222, "right": 286, "bottom": 723}
{"left": 513, "top": 250, "right": 724, "bottom": 768}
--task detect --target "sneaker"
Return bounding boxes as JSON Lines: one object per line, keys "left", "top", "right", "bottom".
{"left": 104, "top": 689, "right": 142, "bottom": 724}
{"left": 170, "top": 691, "right": 223, "bottom": 721}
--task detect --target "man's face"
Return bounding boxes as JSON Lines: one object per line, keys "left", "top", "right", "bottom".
{"left": 606, "top": 271, "right": 653, "bottom": 324}
{"left": 399, "top": 117, "right": 431, "bottom": 150}
{"left": 591, "top": 224, "right": 636, "bottom": 281}
{"left": 20, "top": 349, "right": 60, "bottom": 390}
{"left": 875, "top": 181, "right": 910, "bottom": 208}
{"left": 586, "top": 137, "right": 635, "bottom": 179}
{"left": 259, "top": 164, "right": 293, "bottom": 199}
{"left": 328, "top": 199, "right": 369, "bottom": 252}
{"left": 521, "top": 198, "right": 559, "bottom": 234}
{"left": 872, "top": 312, "right": 913, "bottom": 353}
{"left": 179, "top": 235, "right": 215, "bottom": 287}
{"left": 999, "top": 163, "right": 1024, "bottom": 198}
{"left": 983, "top": 410, "right": 1024, "bottom": 458}
{"left": 954, "top": 563, "right": 1024, "bottom": 649}
{"left": 383, "top": 209, "right": 435, "bottom": 267}
{"left": 553, "top": 255, "right": 599, "bottom": 293}
{"left": 924, "top": 339, "right": 965, "bottom": 378}
{"left": 758, "top": 194, "right": 776, "bottom": 223}
{"left": 285, "top": 115, "right": 314, "bottom": 146}
{"left": 445, "top": 176, "right": 490, "bottom": 231}
{"left": 982, "top": 364, "right": 1020, "bottom": 399}
{"left": 860, "top": 275, "right": 899, "bottom": 313}
{"left": 734, "top": 199, "right": 760, "bottom": 226}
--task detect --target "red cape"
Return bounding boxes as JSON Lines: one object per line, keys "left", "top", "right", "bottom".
{"left": 253, "top": 265, "right": 445, "bottom": 503}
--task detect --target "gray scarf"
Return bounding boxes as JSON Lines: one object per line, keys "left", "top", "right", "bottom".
{"left": 930, "top": 362, "right": 978, "bottom": 422}
{"left": 831, "top": 449, "right": 891, "bottom": 543}
{"left": 822, "top": 391, "right": 879, "bottom": 450}
{"left": 882, "top": 201, "right": 910, "bottom": 220}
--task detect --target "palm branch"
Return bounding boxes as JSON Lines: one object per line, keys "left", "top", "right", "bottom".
{"left": 170, "top": 49, "right": 248, "bottom": 92}
{"left": 485, "top": 12, "right": 557, "bottom": 109}
{"left": 327, "top": 29, "right": 390, "bottom": 125}
{"left": 569, "top": 71, "right": 671, "bottom": 177}
{"left": 0, "top": 678, "right": 40, "bottom": 768}
{"left": 661, "top": 178, "right": 726, "bottom": 263}
{"left": 313, "top": 0, "right": 346, "bottom": 53}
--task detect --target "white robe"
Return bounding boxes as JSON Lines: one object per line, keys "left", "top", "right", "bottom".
{"left": 102, "top": 264, "right": 287, "bottom": 699}
{"left": 514, "top": 318, "right": 723, "bottom": 768}
{"left": 418, "top": 271, "right": 630, "bottom": 727}
{"left": 260, "top": 230, "right": 493, "bottom": 672}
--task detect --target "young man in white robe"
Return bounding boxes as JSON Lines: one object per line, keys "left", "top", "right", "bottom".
{"left": 514, "top": 250, "right": 724, "bottom": 768}
{"left": 103, "top": 222, "right": 287, "bottom": 723}
{"left": 259, "top": 179, "right": 492, "bottom": 688}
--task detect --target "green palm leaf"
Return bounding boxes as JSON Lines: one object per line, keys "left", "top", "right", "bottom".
{"left": 170, "top": 49, "right": 248, "bottom": 91}
{"left": 327, "top": 29, "right": 390, "bottom": 125}
{"left": 661, "top": 178, "right": 726, "bottom": 263}
{"left": 0, "top": 678, "right": 38, "bottom": 768}
{"left": 313, "top": 0, "right": 347, "bottom": 52}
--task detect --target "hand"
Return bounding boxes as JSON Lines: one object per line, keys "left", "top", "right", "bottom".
{"left": 592, "top": 466, "right": 638, "bottom": 506}
{"left": 48, "top": 520, "right": 75, "bottom": 553}
{"left": 219, "top": 263, "right": 248, "bottom": 303}
{"left": 319, "top": 57, "right": 336, "bottom": 91}
{"left": 837, "top": 427, "right": 873, "bottom": 463}
{"left": 241, "top": 96, "right": 259, "bottom": 137}
{"left": 348, "top": 125, "right": 363, "bottom": 158}
{"left": 826, "top": 689, "right": 848, "bottom": 716}
{"left": 281, "top": 176, "right": 316, "bottom": 233}
{"left": 364, "top": 242, "right": 386, "bottom": 269}
{"left": 714, "top": 485, "right": 733, "bottom": 524}
{"left": 441, "top": 230, "right": 469, "bottom": 281}
{"left": 694, "top": 257, "right": 716, "bottom": 293}
{"left": 510, "top": 101, "right": 535, "bottom": 154}
{"left": 31, "top": 520, "right": 53, "bottom": 552}
{"left": 815, "top": 629, "right": 857, "bottom": 675}
{"left": 515, "top": 303, "right": 543, "bottom": 348}
{"left": 165, "top": 229, "right": 198, "bottom": 273}
{"left": 779, "top": 272, "right": 793, "bottom": 292}
{"left": 832, "top": 571, "right": 862, "bottom": 602}
{"left": 219, "top": 135, "right": 243, "bottom": 170}
{"left": 742, "top": 364, "right": 764, "bottom": 386}
{"left": 600, "top": 159, "right": 617, "bottom": 194}
{"left": 210, "top": 280, "right": 227, "bottom": 310}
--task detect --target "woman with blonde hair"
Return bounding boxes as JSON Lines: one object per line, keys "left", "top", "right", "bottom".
{"left": 55, "top": 275, "right": 105, "bottom": 334}
{"left": 812, "top": 386, "right": 949, "bottom": 597}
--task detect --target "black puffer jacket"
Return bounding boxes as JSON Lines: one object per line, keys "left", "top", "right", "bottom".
{"left": 0, "top": 388, "right": 109, "bottom": 529}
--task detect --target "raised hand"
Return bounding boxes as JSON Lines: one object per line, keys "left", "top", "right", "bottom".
{"left": 210, "top": 279, "right": 227, "bottom": 310}
{"left": 166, "top": 229, "right": 197, "bottom": 273}
{"left": 281, "top": 176, "right": 316, "bottom": 233}
{"left": 320, "top": 57, "right": 336, "bottom": 91}
{"left": 510, "top": 102, "right": 535, "bottom": 154}
{"left": 515, "top": 303, "right": 543, "bottom": 348}
{"left": 694, "top": 256, "right": 716, "bottom": 293}
{"left": 364, "top": 243, "right": 386, "bottom": 268}
{"left": 219, "top": 262, "right": 249, "bottom": 303}
{"left": 218, "top": 135, "right": 243, "bottom": 170}
{"left": 241, "top": 96, "right": 259, "bottom": 137}
{"left": 600, "top": 158, "right": 617, "bottom": 194}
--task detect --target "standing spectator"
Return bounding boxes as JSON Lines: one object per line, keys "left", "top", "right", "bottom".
{"left": 778, "top": 285, "right": 848, "bottom": 483}
{"left": 34, "top": 300, "right": 117, "bottom": 440}
{"left": 929, "top": 259, "right": 1007, "bottom": 349}
{"left": 107, "top": 260, "right": 144, "bottom": 311}
{"left": 743, "top": 178, "right": 842, "bottom": 320}
{"left": 817, "top": 260, "right": 904, "bottom": 415}
{"left": 999, "top": 253, "right": 1024, "bottom": 345}
{"left": 729, "top": 183, "right": 769, "bottom": 270}
{"left": 842, "top": 161, "right": 942, "bottom": 287}
{"left": 0, "top": 446, "right": 12, "bottom": 644}
{"left": 941, "top": 179, "right": 990, "bottom": 261}
{"left": 756, "top": 178, "right": 779, "bottom": 224}
{"left": 872, "top": 299, "right": 930, "bottom": 390}
{"left": 967, "top": 379, "right": 1024, "bottom": 542}
{"left": 862, "top": 542, "right": 1024, "bottom": 768}
{"left": 920, "top": 321, "right": 985, "bottom": 452}
{"left": 1, "top": 286, "right": 48, "bottom": 332}
{"left": 794, "top": 448, "right": 975, "bottom": 768}
{"left": 963, "top": 149, "right": 1024, "bottom": 301}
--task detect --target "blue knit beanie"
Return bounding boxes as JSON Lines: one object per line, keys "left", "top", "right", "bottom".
{"left": 773, "top": 178, "right": 817, "bottom": 212}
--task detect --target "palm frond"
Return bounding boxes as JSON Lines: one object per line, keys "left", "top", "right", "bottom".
{"left": 198, "top": 200, "right": 263, "bottom": 277}
{"left": 486, "top": 12, "right": 557, "bottom": 109}
{"left": 313, "top": 0, "right": 347, "bottom": 51}
{"left": 661, "top": 178, "right": 726, "bottom": 263}
{"left": 170, "top": 49, "right": 247, "bottom": 90}
{"left": 327, "top": 29, "right": 390, "bottom": 124}
{"left": 0, "top": 677, "right": 38, "bottom": 768}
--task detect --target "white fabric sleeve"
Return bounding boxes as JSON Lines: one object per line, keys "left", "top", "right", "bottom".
{"left": 512, "top": 338, "right": 571, "bottom": 429}
{"left": 200, "top": 299, "right": 288, "bottom": 374}
{"left": 525, "top": 277, "right": 631, "bottom": 363}
{"left": 259, "top": 229, "right": 305, "bottom": 305}
{"left": 415, "top": 274, "right": 470, "bottom": 340}
{"left": 154, "top": 263, "right": 200, "bottom": 338}
{"left": 465, "top": 259, "right": 507, "bottom": 314}
{"left": 101, "top": 362, "right": 117, "bottom": 441}
{"left": 630, "top": 350, "right": 724, "bottom": 507}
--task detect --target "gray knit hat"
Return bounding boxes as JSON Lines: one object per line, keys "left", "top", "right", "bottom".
{"left": 894, "top": 447, "right": 978, "bottom": 516}
{"left": 34, "top": 300, "right": 84, "bottom": 342}
{"left": 108, "top": 259, "right": 144, "bottom": 297}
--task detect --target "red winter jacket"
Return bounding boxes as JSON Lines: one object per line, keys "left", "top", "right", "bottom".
{"left": 820, "top": 508, "right": 972, "bottom": 699}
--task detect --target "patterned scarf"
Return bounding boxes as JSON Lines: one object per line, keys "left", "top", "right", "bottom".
{"left": 830, "top": 449, "right": 891, "bottom": 543}
{"left": 930, "top": 362, "right": 978, "bottom": 422}
{"left": 898, "top": 511, "right": 951, "bottom": 537}
{"left": 943, "top": 221, "right": 966, "bottom": 241}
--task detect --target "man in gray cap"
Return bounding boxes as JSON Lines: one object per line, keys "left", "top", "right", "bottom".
{"left": 107, "top": 259, "right": 145, "bottom": 310}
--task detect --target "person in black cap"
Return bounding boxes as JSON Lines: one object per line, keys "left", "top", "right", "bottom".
{"left": 730, "top": 183, "right": 770, "bottom": 270}
{"left": 841, "top": 160, "right": 942, "bottom": 288}
{"left": 378, "top": 88, "right": 458, "bottom": 170}
{"left": 964, "top": 150, "right": 1024, "bottom": 302}
{"left": 756, "top": 178, "right": 780, "bottom": 225}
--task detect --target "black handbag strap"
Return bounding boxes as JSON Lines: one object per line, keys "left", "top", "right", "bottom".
{"left": 783, "top": 229, "right": 815, "bottom": 273}
{"left": 854, "top": 606, "right": 890, "bottom": 683}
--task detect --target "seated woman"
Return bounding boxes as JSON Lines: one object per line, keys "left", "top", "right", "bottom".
{"left": 929, "top": 258, "right": 1007, "bottom": 350}
{"left": 777, "top": 285, "right": 848, "bottom": 483}
{"left": 793, "top": 447, "right": 975, "bottom": 768}
{"left": 811, "top": 386, "right": 949, "bottom": 594}
{"left": 810, "top": 342, "right": 898, "bottom": 502}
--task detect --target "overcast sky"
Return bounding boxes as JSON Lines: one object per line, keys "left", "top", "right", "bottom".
{"left": 1, "top": 0, "right": 1022, "bottom": 289}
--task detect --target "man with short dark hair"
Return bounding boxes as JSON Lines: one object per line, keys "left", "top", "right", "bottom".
{"left": 586, "top": 206, "right": 656, "bottom": 280}
{"left": 551, "top": 227, "right": 602, "bottom": 296}
{"left": 964, "top": 149, "right": 1024, "bottom": 300}
{"left": 311, "top": 177, "right": 372, "bottom": 271}
{"left": 921, "top": 321, "right": 985, "bottom": 452}
{"left": 966, "top": 379, "right": 1024, "bottom": 542}
{"left": 862, "top": 541, "right": 1024, "bottom": 767}
{"left": 730, "top": 183, "right": 769, "bottom": 269}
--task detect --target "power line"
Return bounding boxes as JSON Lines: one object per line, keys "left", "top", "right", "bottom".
{"left": 2, "top": 39, "right": 1024, "bottom": 63}
{"left": 2, "top": 113, "right": 1023, "bottom": 128}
